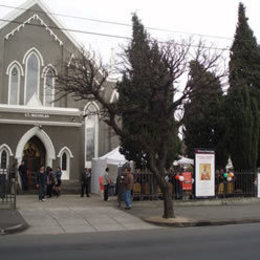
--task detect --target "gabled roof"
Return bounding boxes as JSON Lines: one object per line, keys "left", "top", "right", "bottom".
{"left": 0, "top": 0, "right": 82, "bottom": 51}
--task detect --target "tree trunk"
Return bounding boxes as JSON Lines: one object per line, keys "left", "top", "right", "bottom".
{"left": 163, "top": 183, "right": 174, "bottom": 218}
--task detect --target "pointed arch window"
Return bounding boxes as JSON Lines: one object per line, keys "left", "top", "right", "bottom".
{"left": 60, "top": 151, "right": 70, "bottom": 180}
{"left": 8, "top": 66, "right": 20, "bottom": 105}
{"left": 0, "top": 150, "right": 7, "bottom": 170}
{"left": 0, "top": 148, "right": 9, "bottom": 174}
{"left": 44, "top": 67, "right": 55, "bottom": 107}
{"left": 24, "top": 52, "right": 40, "bottom": 104}
{"left": 61, "top": 152, "right": 67, "bottom": 171}
{"left": 7, "top": 61, "right": 23, "bottom": 105}
{"left": 57, "top": 147, "right": 73, "bottom": 180}
{"left": 85, "top": 103, "right": 99, "bottom": 167}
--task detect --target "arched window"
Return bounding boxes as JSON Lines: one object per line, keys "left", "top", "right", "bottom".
{"left": 24, "top": 52, "right": 40, "bottom": 104}
{"left": 0, "top": 148, "right": 9, "bottom": 174}
{"left": 0, "top": 150, "right": 7, "bottom": 170}
{"left": 44, "top": 67, "right": 55, "bottom": 107}
{"left": 8, "top": 66, "right": 20, "bottom": 105}
{"left": 61, "top": 152, "right": 67, "bottom": 171}
{"left": 85, "top": 103, "right": 99, "bottom": 167}
{"left": 57, "top": 147, "right": 73, "bottom": 180}
{"left": 6, "top": 61, "right": 23, "bottom": 105}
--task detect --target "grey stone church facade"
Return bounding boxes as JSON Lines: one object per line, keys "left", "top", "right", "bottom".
{"left": 0, "top": 0, "right": 118, "bottom": 190}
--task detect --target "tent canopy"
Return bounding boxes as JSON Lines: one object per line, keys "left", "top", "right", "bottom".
{"left": 95, "top": 146, "right": 127, "bottom": 165}
{"left": 174, "top": 156, "right": 194, "bottom": 166}
{"left": 91, "top": 147, "right": 127, "bottom": 194}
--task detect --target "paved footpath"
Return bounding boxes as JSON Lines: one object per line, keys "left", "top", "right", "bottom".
{"left": 16, "top": 195, "right": 158, "bottom": 235}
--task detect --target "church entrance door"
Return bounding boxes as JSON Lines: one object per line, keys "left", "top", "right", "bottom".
{"left": 22, "top": 136, "right": 46, "bottom": 190}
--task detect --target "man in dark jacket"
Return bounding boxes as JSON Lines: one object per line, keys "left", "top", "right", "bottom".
{"left": 36, "top": 166, "right": 47, "bottom": 201}
{"left": 81, "top": 168, "right": 91, "bottom": 197}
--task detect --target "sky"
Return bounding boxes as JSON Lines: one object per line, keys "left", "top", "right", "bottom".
{"left": 0, "top": 0, "right": 259, "bottom": 66}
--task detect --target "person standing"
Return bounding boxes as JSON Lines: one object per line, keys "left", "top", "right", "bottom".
{"left": 103, "top": 167, "right": 111, "bottom": 201}
{"left": 18, "top": 161, "right": 28, "bottom": 191}
{"left": 9, "top": 162, "right": 18, "bottom": 195}
{"left": 174, "top": 172, "right": 183, "bottom": 200}
{"left": 54, "top": 166, "right": 62, "bottom": 196}
{"left": 46, "top": 167, "right": 54, "bottom": 198}
{"left": 81, "top": 168, "right": 91, "bottom": 197}
{"left": 123, "top": 167, "right": 134, "bottom": 209}
{"left": 36, "top": 166, "right": 47, "bottom": 202}
{"left": 116, "top": 172, "right": 125, "bottom": 208}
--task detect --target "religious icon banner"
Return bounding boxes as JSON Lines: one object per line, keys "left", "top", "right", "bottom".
{"left": 195, "top": 150, "right": 215, "bottom": 197}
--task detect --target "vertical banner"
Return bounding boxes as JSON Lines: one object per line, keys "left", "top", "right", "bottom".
{"left": 181, "top": 172, "right": 192, "bottom": 191}
{"left": 258, "top": 173, "right": 260, "bottom": 198}
{"left": 195, "top": 150, "right": 215, "bottom": 197}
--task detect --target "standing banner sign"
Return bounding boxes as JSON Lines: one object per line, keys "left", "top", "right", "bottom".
{"left": 195, "top": 150, "right": 215, "bottom": 197}
{"left": 181, "top": 172, "right": 192, "bottom": 191}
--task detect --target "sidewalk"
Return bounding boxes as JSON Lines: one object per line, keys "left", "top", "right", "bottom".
{"left": 14, "top": 194, "right": 159, "bottom": 235}
{"left": 122, "top": 197, "right": 260, "bottom": 227}
{"left": 1, "top": 195, "right": 260, "bottom": 235}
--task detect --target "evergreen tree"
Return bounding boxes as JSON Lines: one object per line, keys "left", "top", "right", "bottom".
{"left": 183, "top": 60, "right": 228, "bottom": 170}
{"left": 226, "top": 85, "right": 259, "bottom": 171}
{"left": 229, "top": 3, "right": 260, "bottom": 89}
{"left": 228, "top": 3, "right": 260, "bottom": 171}
{"left": 117, "top": 14, "right": 180, "bottom": 217}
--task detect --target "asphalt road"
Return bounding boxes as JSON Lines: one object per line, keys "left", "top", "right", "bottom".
{"left": 1, "top": 223, "right": 260, "bottom": 260}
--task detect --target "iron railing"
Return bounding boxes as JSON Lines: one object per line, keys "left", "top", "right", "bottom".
{"left": 215, "top": 172, "right": 257, "bottom": 198}
{"left": 0, "top": 170, "right": 16, "bottom": 209}
{"left": 132, "top": 171, "right": 258, "bottom": 200}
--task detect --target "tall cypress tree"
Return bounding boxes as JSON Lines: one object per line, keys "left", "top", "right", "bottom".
{"left": 118, "top": 14, "right": 180, "bottom": 170}
{"left": 183, "top": 60, "right": 228, "bottom": 169}
{"left": 228, "top": 3, "right": 260, "bottom": 171}
{"left": 117, "top": 14, "right": 182, "bottom": 218}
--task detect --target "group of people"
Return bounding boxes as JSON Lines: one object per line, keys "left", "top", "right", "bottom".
{"left": 80, "top": 166, "right": 134, "bottom": 210}
{"left": 104, "top": 167, "right": 134, "bottom": 210}
{"left": 36, "top": 166, "right": 62, "bottom": 201}
{"left": 164, "top": 168, "right": 184, "bottom": 199}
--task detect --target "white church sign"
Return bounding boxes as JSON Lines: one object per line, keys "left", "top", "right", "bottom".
{"left": 195, "top": 150, "right": 215, "bottom": 198}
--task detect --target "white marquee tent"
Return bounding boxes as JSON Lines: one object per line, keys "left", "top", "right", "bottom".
{"left": 91, "top": 147, "right": 127, "bottom": 194}
{"left": 174, "top": 156, "right": 194, "bottom": 166}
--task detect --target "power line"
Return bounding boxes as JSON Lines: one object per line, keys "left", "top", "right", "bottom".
{"left": 0, "top": 3, "right": 234, "bottom": 41}
{"left": 0, "top": 18, "right": 131, "bottom": 40}
{"left": 0, "top": 17, "right": 230, "bottom": 51}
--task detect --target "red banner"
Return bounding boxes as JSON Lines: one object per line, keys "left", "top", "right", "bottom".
{"left": 181, "top": 172, "right": 192, "bottom": 191}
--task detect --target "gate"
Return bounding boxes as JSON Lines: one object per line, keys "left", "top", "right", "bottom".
{"left": 0, "top": 169, "right": 16, "bottom": 209}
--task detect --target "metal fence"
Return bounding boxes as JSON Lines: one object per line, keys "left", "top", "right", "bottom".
{"left": 132, "top": 172, "right": 161, "bottom": 200}
{"left": 215, "top": 172, "right": 257, "bottom": 198}
{"left": 132, "top": 171, "right": 258, "bottom": 200}
{"left": 0, "top": 170, "right": 16, "bottom": 209}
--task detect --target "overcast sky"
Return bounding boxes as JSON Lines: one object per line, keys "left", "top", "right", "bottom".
{"left": 0, "top": 0, "right": 259, "bottom": 64}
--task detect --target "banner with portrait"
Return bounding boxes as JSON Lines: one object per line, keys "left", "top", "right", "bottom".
{"left": 195, "top": 150, "right": 215, "bottom": 197}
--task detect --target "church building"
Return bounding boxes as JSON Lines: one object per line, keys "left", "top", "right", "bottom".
{"left": 0, "top": 0, "right": 119, "bottom": 191}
